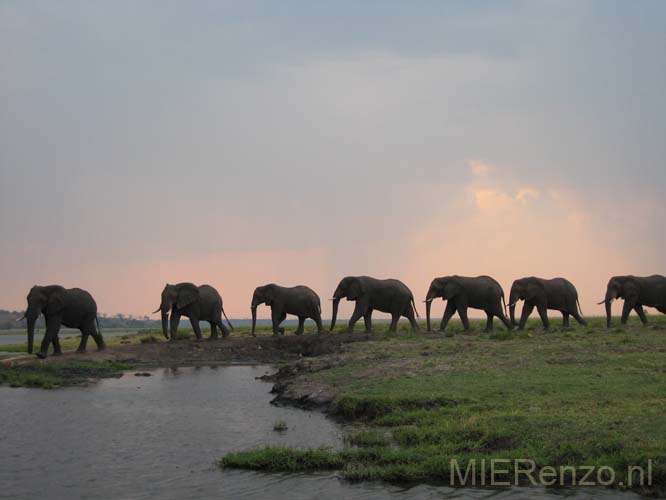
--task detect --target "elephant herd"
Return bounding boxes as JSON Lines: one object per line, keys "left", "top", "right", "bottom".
{"left": 20, "top": 274, "right": 666, "bottom": 358}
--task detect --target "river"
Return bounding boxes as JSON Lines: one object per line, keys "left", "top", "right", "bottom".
{"left": 0, "top": 366, "right": 644, "bottom": 499}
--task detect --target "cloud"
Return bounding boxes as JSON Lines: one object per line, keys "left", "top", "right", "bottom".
{"left": 406, "top": 173, "right": 639, "bottom": 317}
{"left": 473, "top": 185, "right": 539, "bottom": 211}
{"left": 468, "top": 161, "right": 492, "bottom": 177}
{"left": 1, "top": 2, "right": 665, "bottom": 319}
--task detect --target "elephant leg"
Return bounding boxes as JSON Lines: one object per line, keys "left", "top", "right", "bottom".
{"left": 457, "top": 305, "right": 470, "bottom": 331}
{"left": 562, "top": 312, "right": 570, "bottom": 328}
{"left": 77, "top": 326, "right": 90, "bottom": 353}
{"left": 621, "top": 299, "right": 635, "bottom": 324}
{"left": 484, "top": 312, "right": 494, "bottom": 332}
{"left": 571, "top": 310, "right": 586, "bottom": 326}
{"left": 52, "top": 335, "right": 63, "bottom": 356}
{"left": 440, "top": 301, "right": 457, "bottom": 331}
{"left": 38, "top": 319, "right": 62, "bottom": 359}
{"left": 271, "top": 309, "right": 286, "bottom": 336}
{"left": 210, "top": 322, "right": 218, "bottom": 339}
{"left": 518, "top": 303, "right": 534, "bottom": 330}
{"left": 89, "top": 321, "right": 105, "bottom": 350}
{"left": 363, "top": 308, "right": 373, "bottom": 333}
{"left": 347, "top": 302, "right": 365, "bottom": 333}
{"left": 216, "top": 319, "right": 230, "bottom": 338}
{"left": 536, "top": 305, "right": 550, "bottom": 330}
{"left": 313, "top": 311, "right": 324, "bottom": 334}
{"left": 189, "top": 318, "right": 203, "bottom": 340}
{"left": 295, "top": 316, "right": 305, "bottom": 336}
{"left": 169, "top": 312, "right": 181, "bottom": 342}
{"left": 389, "top": 312, "right": 399, "bottom": 332}
{"left": 634, "top": 305, "right": 648, "bottom": 325}
{"left": 495, "top": 306, "right": 513, "bottom": 331}
{"left": 405, "top": 305, "right": 419, "bottom": 331}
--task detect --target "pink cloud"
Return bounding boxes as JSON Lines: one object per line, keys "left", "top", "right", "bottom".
{"left": 407, "top": 181, "right": 633, "bottom": 317}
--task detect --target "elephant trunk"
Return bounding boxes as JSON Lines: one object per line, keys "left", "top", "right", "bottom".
{"left": 425, "top": 299, "right": 432, "bottom": 331}
{"left": 604, "top": 297, "right": 613, "bottom": 328}
{"left": 509, "top": 289, "right": 519, "bottom": 325}
{"left": 330, "top": 298, "right": 341, "bottom": 331}
{"left": 160, "top": 309, "right": 169, "bottom": 339}
{"left": 157, "top": 297, "right": 172, "bottom": 339}
{"left": 251, "top": 306, "right": 258, "bottom": 336}
{"left": 26, "top": 313, "right": 37, "bottom": 354}
{"left": 603, "top": 289, "right": 617, "bottom": 328}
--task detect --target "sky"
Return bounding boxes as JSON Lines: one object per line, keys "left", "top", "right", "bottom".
{"left": 1, "top": 1, "right": 665, "bottom": 320}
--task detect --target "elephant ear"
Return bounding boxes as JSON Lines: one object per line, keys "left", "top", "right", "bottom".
{"left": 443, "top": 279, "right": 462, "bottom": 300}
{"left": 623, "top": 279, "right": 640, "bottom": 300}
{"left": 177, "top": 285, "right": 200, "bottom": 309}
{"left": 46, "top": 292, "right": 66, "bottom": 315}
{"left": 348, "top": 279, "right": 364, "bottom": 300}
{"left": 526, "top": 282, "right": 546, "bottom": 305}
{"left": 264, "top": 284, "right": 276, "bottom": 306}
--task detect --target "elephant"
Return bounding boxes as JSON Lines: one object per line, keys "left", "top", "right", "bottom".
{"left": 250, "top": 284, "right": 323, "bottom": 336}
{"left": 19, "top": 285, "right": 105, "bottom": 359}
{"left": 330, "top": 276, "right": 419, "bottom": 333}
{"left": 508, "top": 277, "right": 586, "bottom": 330}
{"left": 425, "top": 275, "right": 512, "bottom": 332}
{"left": 153, "top": 283, "right": 233, "bottom": 341}
{"left": 598, "top": 275, "right": 666, "bottom": 327}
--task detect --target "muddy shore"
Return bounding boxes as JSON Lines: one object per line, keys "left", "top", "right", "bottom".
{"left": 0, "top": 332, "right": 366, "bottom": 406}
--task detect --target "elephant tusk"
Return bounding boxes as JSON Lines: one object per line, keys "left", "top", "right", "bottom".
{"left": 597, "top": 298, "right": 615, "bottom": 305}
{"left": 507, "top": 302, "right": 517, "bottom": 308}
{"left": 16, "top": 315, "right": 26, "bottom": 322}
{"left": 152, "top": 307, "right": 162, "bottom": 314}
{"left": 424, "top": 298, "right": 434, "bottom": 303}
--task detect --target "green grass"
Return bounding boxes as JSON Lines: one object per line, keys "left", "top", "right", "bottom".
{"left": 344, "top": 430, "right": 390, "bottom": 448}
{"left": 222, "top": 315, "right": 666, "bottom": 494}
{"left": 0, "top": 360, "right": 131, "bottom": 389}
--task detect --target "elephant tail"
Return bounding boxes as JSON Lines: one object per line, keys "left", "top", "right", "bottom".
{"left": 221, "top": 307, "right": 234, "bottom": 330}
{"left": 411, "top": 296, "right": 420, "bottom": 318}
{"left": 576, "top": 298, "right": 584, "bottom": 316}
{"left": 96, "top": 316, "right": 102, "bottom": 335}
{"left": 501, "top": 294, "right": 508, "bottom": 317}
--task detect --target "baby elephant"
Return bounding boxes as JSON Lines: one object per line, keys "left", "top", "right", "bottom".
{"left": 509, "top": 277, "right": 586, "bottom": 330}
{"left": 251, "top": 284, "right": 323, "bottom": 336}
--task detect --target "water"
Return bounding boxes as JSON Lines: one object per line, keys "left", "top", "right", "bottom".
{"left": 0, "top": 366, "right": 644, "bottom": 499}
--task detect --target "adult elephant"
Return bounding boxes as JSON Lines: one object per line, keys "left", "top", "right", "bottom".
{"left": 250, "top": 284, "right": 323, "bottom": 336}
{"left": 330, "top": 276, "right": 419, "bottom": 333}
{"left": 425, "top": 275, "right": 512, "bottom": 332}
{"left": 598, "top": 275, "right": 666, "bottom": 327}
{"left": 154, "top": 283, "right": 233, "bottom": 341}
{"left": 509, "top": 277, "right": 586, "bottom": 330}
{"left": 19, "top": 285, "right": 105, "bottom": 359}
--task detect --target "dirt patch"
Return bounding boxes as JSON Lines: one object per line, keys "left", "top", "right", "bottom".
{"left": 0, "top": 332, "right": 371, "bottom": 369}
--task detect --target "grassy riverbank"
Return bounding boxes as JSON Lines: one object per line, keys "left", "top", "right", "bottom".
{"left": 221, "top": 316, "right": 666, "bottom": 495}
{"left": 0, "top": 360, "right": 131, "bottom": 388}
